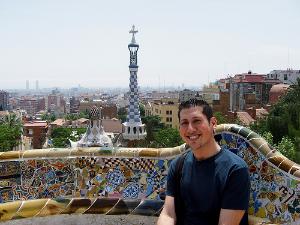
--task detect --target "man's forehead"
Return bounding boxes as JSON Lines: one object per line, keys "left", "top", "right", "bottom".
{"left": 180, "top": 106, "right": 204, "bottom": 117}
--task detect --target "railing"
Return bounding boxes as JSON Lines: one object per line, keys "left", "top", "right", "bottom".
{"left": 0, "top": 124, "right": 299, "bottom": 224}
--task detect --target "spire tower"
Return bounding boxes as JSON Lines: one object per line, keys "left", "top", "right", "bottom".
{"left": 122, "top": 25, "right": 146, "bottom": 140}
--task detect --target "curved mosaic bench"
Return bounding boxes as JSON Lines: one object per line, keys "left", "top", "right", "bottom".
{"left": 0, "top": 124, "right": 299, "bottom": 224}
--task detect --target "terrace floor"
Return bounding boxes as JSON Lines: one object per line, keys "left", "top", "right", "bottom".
{"left": 0, "top": 215, "right": 157, "bottom": 225}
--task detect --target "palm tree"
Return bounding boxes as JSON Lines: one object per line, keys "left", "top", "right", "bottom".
{"left": 0, "top": 113, "right": 23, "bottom": 151}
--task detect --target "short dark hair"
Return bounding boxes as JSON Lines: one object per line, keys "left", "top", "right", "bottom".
{"left": 178, "top": 98, "right": 213, "bottom": 121}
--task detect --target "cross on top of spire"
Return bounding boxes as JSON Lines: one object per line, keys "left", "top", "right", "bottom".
{"left": 129, "top": 25, "right": 138, "bottom": 44}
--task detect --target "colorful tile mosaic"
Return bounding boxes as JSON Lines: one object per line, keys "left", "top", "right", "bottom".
{"left": 0, "top": 124, "right": 299, "bottom": 224}
{"left": 73, "top": 157, "right": 167, "bottom": 201}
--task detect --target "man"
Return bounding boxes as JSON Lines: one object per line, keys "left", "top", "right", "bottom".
{"left": 157, "top": 99, "right": 250, "bottom": 225}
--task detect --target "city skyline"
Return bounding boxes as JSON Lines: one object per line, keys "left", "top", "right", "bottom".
{"left": 1, "top": 0, "right": 300, "bottom": 89}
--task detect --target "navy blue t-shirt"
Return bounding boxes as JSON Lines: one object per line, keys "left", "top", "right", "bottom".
{"left": 166, "top": 148, "right": 250, "bottom": 225}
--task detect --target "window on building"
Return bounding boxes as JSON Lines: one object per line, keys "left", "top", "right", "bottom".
{"left": 284, "top": 74, "right": 288, "bottom": 80}
{"left": 169, "top": 110, "right": 172, "bottom": 115}
{"left": 166, "top": 117, "right": 172, "bottom": 122}
{"left": 28, "top": 129, "right": 33, "bottom": 135}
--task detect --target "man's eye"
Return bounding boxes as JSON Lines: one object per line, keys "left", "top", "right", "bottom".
{"left": 180, "top": 122, "right": 188, "bottom": 126}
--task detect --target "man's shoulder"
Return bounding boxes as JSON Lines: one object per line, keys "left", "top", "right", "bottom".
{"left": 170, "top": 149, "right": 191, "bottom": 166}
{"left": 168, "top": 150, "right": 190, "bottom": 170}
{"left": 218, "top": 147, "right": 248, "bottom": 170}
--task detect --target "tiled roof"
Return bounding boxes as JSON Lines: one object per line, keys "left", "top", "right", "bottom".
{"left": 0, "top": 111, "right": 9, "bottom": 116}
{"left": 50, "top": 119, "right": 67, "bottom": 126}
{"left": 102, "top": 119, "right": 122, "bottom": 133}
{"left": 234, "top": 75, "right": 265, "bottom": 83}
{"left": 256, "top": 108, "right": 269, "bottom": 119}
{"left": 24, "top": 122, "right": 48, "bottom": 127}
{"left": 237, "top": 111, "right": 255, "bottom": 126}
{"left": 76, "top": 118, "right": 89, "bottom": 124}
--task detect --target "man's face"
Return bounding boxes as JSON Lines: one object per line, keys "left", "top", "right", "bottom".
{"left": 179, "top": 106, "right": 216, "bottom": 151}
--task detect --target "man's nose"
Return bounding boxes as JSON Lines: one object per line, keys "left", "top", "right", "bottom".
{"left": 186, "top": 122, "right": 195, "bottom": 132}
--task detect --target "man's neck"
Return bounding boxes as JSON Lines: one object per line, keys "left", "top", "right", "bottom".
{"left": 192, "top": 140, "right": 221, "bottom": 161}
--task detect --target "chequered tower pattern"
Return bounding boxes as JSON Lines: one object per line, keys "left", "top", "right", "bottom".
{"left": 122, "top": 25, "right": 146, "bottom": 140}
{"left": 127, "top": 71, "right": 141, "bottom": 123}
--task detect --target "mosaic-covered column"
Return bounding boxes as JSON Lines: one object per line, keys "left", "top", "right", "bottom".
{"left": 122, "top": 25, "right": 146, "bottom": 140}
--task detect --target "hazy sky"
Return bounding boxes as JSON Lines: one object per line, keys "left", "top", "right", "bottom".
{"left": 1, "top": 0, "right": 299, "bottom": 89}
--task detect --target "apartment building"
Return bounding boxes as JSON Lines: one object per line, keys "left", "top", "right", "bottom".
{"left": 145, "top": 98, "right": 179, "bottom": 129}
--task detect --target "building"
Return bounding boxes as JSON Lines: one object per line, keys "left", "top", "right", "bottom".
{"left": 202, "top": 84, "right": 220, "bottom": 105}
{"left": 122, "top": 25, "right": 147, "bottom": 140}
{"left": 0, "top": 90, "right": 9, "bottom": 111}
{"left": 224, "top": 71, "right": 280, "bottom": 111}
{"left": 37, "top": 97, "right": 46, "bottom": 111}
{"left": 45, "top": 90, "right": 65, "bottom": 115}
{"left": 179, "top": 89, "right": 202, "bottom": 103}
{"left": 267, "top": 69, "right": 300, "bottom": 85}
{"left": 50, "top": 119, "right": 71, "bottom": 129}
{"left": 102, "top": 118, "right": 123, "bottom": 140}
{"left": 145, "top": 98, "right": 179, "bottom": 129}
{"left": 72, "top": 118, "right": 89, "bottom": 128}
{"left": 212, "top": 91, "right": 230, "bottom": 115}
{"left": 19, "top": 98, "right": 39, "bottom": 116}
{"left": 78, "top": 100, "right": 103, "bottom": 113}
{"left": 151, "top": 91, "right": 179, "bottom": 100}
{"left": 269, "top": 84, "right": 290, "bottom": 104}
{"left": 213, "top": 71, "right": 282, "bottom": 119}
{"left": 23, "top": 121, "right": 48, "bottom": 149}
{"left": 70, "top": 96, "right": 80, "bottom": 113}
{"left": 79, "top": 100, "right": 117, "bottom": 119}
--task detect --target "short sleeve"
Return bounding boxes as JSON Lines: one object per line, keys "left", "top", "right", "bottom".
{"left": 165, "top": 157, "right": 179, "bottom": 197}
{"left": 221, "top": 167, "right": 250, "bottom": 210}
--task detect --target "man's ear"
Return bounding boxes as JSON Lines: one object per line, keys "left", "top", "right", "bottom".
{"left": 210, "top": 117, "right": 217, "bottom": 128}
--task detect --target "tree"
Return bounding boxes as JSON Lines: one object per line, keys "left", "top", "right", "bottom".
{"left": 50, "top": 127, "right": 86, "bottom": 148}
{"left": 250, "top": 118, "right": 269, "bottom": 136}
{"left": 0, "top": 113, "right": 21, "bottom": 127}
{"left": 64, "top": 112, "right": 89, "bottom": 121}
{"left": 117, "top": 107, "right": 127, "bottom": 123}
{"left": 277, "top": 136, "right": 296, "bottom": 162}
{"left": 213, "top": 112, "right": 228, "bottom": 124}
{"left": 151, "top": 128, "right": 183, "bottom": 148}
{"left": 248, "top": 78, "right": 300, "bottom": 163}
{"left": 266, "top": 78, "right": 300, "bottom": 147}
{"left": 41, "top": 113, "right": 56, "bottom": 122}
{"left": 0, "top": 124, "right": 22, "bottom": 151}
{"left": 139, "top": 104, "right": 145, "bottom": 117}
{"left": 142, "top": 115, "right": 165, "bottom": 142}
{"left": 0, "top": 113, "right": 22, "bottom": 152}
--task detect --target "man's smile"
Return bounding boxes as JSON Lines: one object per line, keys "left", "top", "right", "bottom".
{"left": 187, "top": 134, "right": 201, "bottom": 141}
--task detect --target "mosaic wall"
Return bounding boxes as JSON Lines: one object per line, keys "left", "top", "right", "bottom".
{"left": 216, "top": 132, "right": 300, "bottom": 224}
{"left": 0, "top": 124, "right": 300, "bottom": 224}
{"left": 0, "top": 158, "right": 168, "bottom": 203}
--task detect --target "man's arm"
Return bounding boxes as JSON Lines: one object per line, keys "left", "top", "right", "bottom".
{"left": 218, "top": 208, "right": 245, "bottom": 225}
{"left": 220, "top": 166, "right": 250, "bottom": 225}
{"left": 157, "top": 196, "right": 176, "bottom": 225}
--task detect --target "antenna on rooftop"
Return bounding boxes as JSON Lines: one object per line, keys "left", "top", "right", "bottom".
{"left": 288, "top": 48, "right": 290, "bottom": 69}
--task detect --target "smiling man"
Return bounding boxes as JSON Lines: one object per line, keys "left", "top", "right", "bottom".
{"left": 157, "top": 99, "right": 250, "bottom": 225}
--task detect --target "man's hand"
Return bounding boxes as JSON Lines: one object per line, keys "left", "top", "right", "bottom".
{"left": 157, "top": 196, "right": 176, "bottom": 225}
